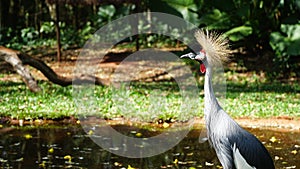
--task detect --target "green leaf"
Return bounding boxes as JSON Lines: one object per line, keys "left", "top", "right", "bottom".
{"left": 287, "top": 38, "right": 300, "bottom": 55}
{"left": 149, "top": 0, "right": 182, "bottom": 18}
{"left": 224, "top": 25, "right": 252, "bottom": 41}
{"left": 199, "top": 9, "right": 232, "bottom": 29}
{"left": 150, "top": 0, "right": 200, "bottom": 24}
{"left": 270, "top": 24, "right": 300, "bottom": 56}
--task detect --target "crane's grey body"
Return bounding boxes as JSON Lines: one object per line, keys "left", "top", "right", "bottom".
{"left": 180, "top": 32, "right": 275, "bottom": 169}
{"left": 203, "top": 62, "right": 274, "bottom": 169}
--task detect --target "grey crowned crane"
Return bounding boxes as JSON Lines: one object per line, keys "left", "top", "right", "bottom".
{"left": 180, "top": 30, "right": 275, "bottom": 169}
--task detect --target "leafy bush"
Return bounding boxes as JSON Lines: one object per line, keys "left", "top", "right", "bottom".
{"left": 270, "top": 24, "right": 300, "bottom": 76}
{"left": 197, "top": 0, "right": 300, "bottom": 77}
{"left": 1, "top": 0, "right": 299, "bottom": 78}
{"left": 40, "top": 21, "right": 55, "bottom": 35}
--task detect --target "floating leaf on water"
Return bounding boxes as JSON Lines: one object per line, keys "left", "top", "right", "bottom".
{"left": 205, "top": 162, "right": 214, "bottom": 166}
{"left": 64, "top": 155, "right": 72, "bottom": 162}
{"left": 0, "top": 158, "right": 7, "bottom": 163}
{"left": 114, "top": 162, "right": 122, "bottom": 166}
{"left": 269, "top": 136, "right": 277, "bottom": 143}
{"left": 187, "top": 161, "right": 197, "bottom": 164}
{"left": 135, "top": 133, "right": 142, "bottom": 137}
{"left": 39, "top": 161, "right": 46, "bottom": 168}
{"left": 291, "top": 150, "right": 297, "bottom": 155}
{"left": 15, "top": 157, "right": 23, "bottom": 162}
{"left": 128, "top": 165, "right": 136, "bottom": 169}
{"left": 130, "top": 131, "right": 137, "bottom": 134}
{"left": 178, "top": 161, "right": 187, "bottom": 164}
{"left": 88, "top": 130, "right": 94, "bottom": 135}
{"left": 24, "top": 134, "right": 32, "bottom": 139}
{"left": 187, "top": 152, "right": 193, "bottom": 156}
{"left": 48, "top": 148, "right": 54, "bottom": 153}
{"left": 173, "top": 159, "right": 178, "bottom": 164}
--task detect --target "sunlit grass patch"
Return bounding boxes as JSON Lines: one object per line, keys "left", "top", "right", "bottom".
{"left": 0, "top": 81, "right": 75, "bottom": 119}
{"left": 0, "top": 77, "right": 299, "bottom": 121}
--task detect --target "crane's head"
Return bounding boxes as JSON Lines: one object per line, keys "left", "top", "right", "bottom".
{"left": 180, "top": 50, "right": 207, "bottom": 73}
{"left": 180, "top": 29, "right": 231, "bottom": 73}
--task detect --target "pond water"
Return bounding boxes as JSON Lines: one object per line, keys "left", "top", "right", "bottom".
{"left": 0, "top": 124, "right": 299, "bottom": 169}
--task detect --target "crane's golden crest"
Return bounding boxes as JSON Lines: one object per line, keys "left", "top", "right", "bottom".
{"left": 195, "top": 30, "right": 231, "bottom": 66}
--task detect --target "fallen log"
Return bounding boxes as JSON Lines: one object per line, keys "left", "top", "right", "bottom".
{"left": 0, "top": 46, "right": 41, "bottom": 92}
{"left": 0, "top": 46, "right": 109, "bottom": 92}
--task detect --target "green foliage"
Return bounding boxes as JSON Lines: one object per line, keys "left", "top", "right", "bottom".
{"left": 0, "top": 0, "right": 299, "bottom": 77}
{"left": 1, "top": 26, "right": 55, "bottom": 50}
{"left": 0, "top": 81, "right": 75, "bottom": 119}
{"left": 0, "top": 75, "right": 299, "bottom": 120}
{"left": 0, "top": 27, "right": 22, "bottom": 49}
{"left": 97, "top": 5, "right": 116, "bottom": 26}
{"left": 21, "top": 27, "right": 39, "bottom": 44}
{"left": 270, "top": 24, "right": 300, "bottom": 56}
{"left": 40, "top": 22, "right": 55, "bottom": 35}
{"left": 197, "top": 0, "right": 300, "bottom": 77}
{"left": 149, "top": 0, "right": 200, "bottom": 24}
{"left": 269, "top": 24, "right": 300, "bottom": 76}
{"left": 94, "top": 4, "right": 133, "bottom": 27}
{"left": 225, "top": 71, "right": 300, "bottom": 117}
{"left": 224, "top": 25, "right": 252, "bottom": 42}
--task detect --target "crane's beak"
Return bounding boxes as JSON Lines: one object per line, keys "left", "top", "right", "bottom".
{"left": 180, "top": 52, "right": 196, "bottom": 60}
{"left": 180, "top": 52, "right": 206, "bottom": 73}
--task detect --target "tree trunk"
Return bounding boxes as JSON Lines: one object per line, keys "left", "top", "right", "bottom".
{"left": 46, "top": 0, "right": 62, "bottom": 61}
{"left": 0, "top": 46, "right": 109, "bottom": 92}
{"left": 34, "top": 0, "right": 42, "bottom": 36}
{"left": 0, "top": 0, "right": 2, "bottom": 31}
{"left": 0, "top": 46, "right": 41, "bottom": 92}
{"left": 54, "top": 2, "right": 62, "bottom": 61}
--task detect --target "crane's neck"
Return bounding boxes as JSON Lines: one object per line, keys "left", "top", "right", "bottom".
{"left": 203, "top": 61, "right": 220, "bottom": 117}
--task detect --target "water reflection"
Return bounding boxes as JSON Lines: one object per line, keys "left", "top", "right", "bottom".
{"left": 0, "top": 124, "right": 299, "bottom": 168}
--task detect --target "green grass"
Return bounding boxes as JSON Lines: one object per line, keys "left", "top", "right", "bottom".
{"left": 225, "top": 83, "right": 300, "bottom": 117}
{"left": 0, "top": 73, "right": 299, "bottom": 121}
{"left": 0, "top": 81, "right": 75, "bottom": 119}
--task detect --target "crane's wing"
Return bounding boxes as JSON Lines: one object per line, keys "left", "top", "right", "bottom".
{"left": 228, "top": 125, "right": 275, "bottom": 169}
{"left": 232, "top": 143, "right": 256, "bottom": 169}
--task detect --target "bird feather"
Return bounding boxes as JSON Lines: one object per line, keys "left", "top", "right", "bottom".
{"left": 194, "top": 29, "right": 232, "bottom": 66}
{"left": 232, "top": 143, "right": 256, "bottom": 169}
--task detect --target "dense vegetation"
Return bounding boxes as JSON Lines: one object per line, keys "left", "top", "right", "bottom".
{"left": 0, "top": 0, "right": 299, "bottom": 120}
{"left": 0, "top": 0, "right": 299, "bottom": 78}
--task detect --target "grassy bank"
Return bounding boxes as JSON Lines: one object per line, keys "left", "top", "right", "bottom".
{"left": 0, "top": 72, "right": 299, "bottom": 121}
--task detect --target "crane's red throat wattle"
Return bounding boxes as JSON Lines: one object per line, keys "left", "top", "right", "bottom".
{"left": 200, "top": 63, "right": 206, "bottom": 73}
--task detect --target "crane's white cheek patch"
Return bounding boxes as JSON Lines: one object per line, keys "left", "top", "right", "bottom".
{"left": 195, "top": 54, "right": 205, "bottom": 60}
